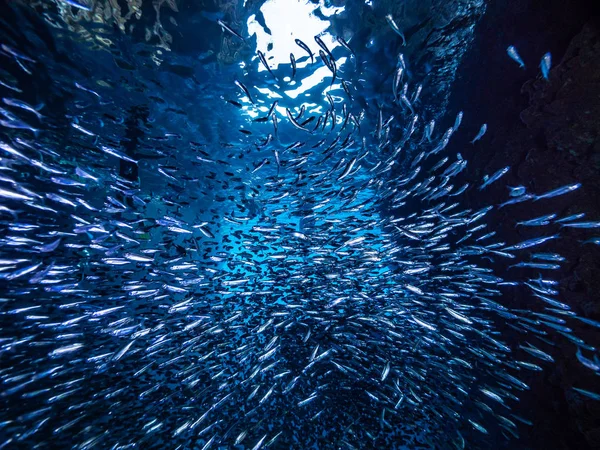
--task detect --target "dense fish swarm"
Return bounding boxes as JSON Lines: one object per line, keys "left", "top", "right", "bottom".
{"left": 0, "top": 1, "right": 599, "bottom": 449}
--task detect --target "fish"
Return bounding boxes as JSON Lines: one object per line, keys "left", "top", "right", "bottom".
{"left": 99, "top": 145, "right": 137, "bottom": 163}
{"left": 285, "top": 107, "right": 311, "bottom": 133}
{"left": 453, "top": 111, "right": 463, "bottom": 131}
{"left": 508, "top": 185, "right": 527, "bottom": 197}
{"left": 516, "top": 214, "right": 556, "bottom": 227}
{"left": 572, "top": 387, "right": 600, "bottom": 401}
{"left": 314, "top": 35, "right": 333, "bottom": 62}
{"left": 290, "top": 53, "right": 297, "bottom": 79}
{"left": 60, "top": 0, "right": 93, "bottom": 11}
{"left": 534, "top": 183, "right": 580, "bottom": 200}
{"left": 0, "top": 79, "right": 22, "bottom": 93}
{"left": 71, "top": 122, "right": 96, "bottom": 136}
{"left": 36, "top": 238, "right": 62, "bottom": 253}
{"left": 381, "top": 362, "right": 391, "bottom": 382}
{"left": 540, "top": 52, "right": 552, "bottom": 80}
{"left": 75, "top": 82, "right": 101, "bottom": 98}
{"left": 2, "top": 98, "right": 44, "bottom": 120}
{"left": 294, "top": 39, "right": 313, "bottom": 63}
{"left": 499, "top": 193, "right": 534, "bottom": 208}
{"left": 411, "top": 84, "right": 423, "bottom": 103}
{"left": 234, "top": 80, "right": 254, "bottom": 104}
{"left": 1, "top": 43, "right": 36, "bottom": 63}
{"left": 561, "top": 221, "right": 600, "bottom": 229}
{"left": 0, "top": 187, "right": 33, "bottom": 201}
{"left": 337, "top": 157, "right": 357, "bottom": 181}
{"left": 503, "top": 235, "right": 559, "bottom": 251}
{"left": 217, "top": 19, "right": 245, "bottom": 41}
{"left": 556, "top": 213, "right": 586, "bottom": 223}
{"left": 480, "top": 166, "right": 510, "bottom": 190}
{"left": 336, "top": 36, "right": 355, "bottom": 58}
{"left": 385, "top": 15, "right": 407, "bottom": 45}
{"left": 227, "top": 99, "right": 242, "bottom": 108}
{"left": 509, "top": 262, "right": 561, "bottom": 270}
{"left": 319, "top": 50, "right": 337, "bottom": 85}
{"left": 532, "top": 252, "right": 565, "bottom": 262}
{"left": 507, "top": 45, "right": 526, "bottom": 69}
{"left": 257, "top": 50, "right": 276, "bottom": 78}
{"left": 0, "top": 118, "right": 39, "bottom": 135}
{"left": 471, "top": 124, "right": 487, "bottom": 144}
{"left": 575, "top": 348, "right": 600, "bottom": 372}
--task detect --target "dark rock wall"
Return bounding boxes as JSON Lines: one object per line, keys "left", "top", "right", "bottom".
{"left": 448, "top": 0, "right": 600, "bottom": 448}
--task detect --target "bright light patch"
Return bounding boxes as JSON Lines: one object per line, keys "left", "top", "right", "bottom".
{"left": 307, "top": 104, "right": 323, "bottom": 115}
{"left": 318, "top": 0, "right": 345, "bottom": 17}
{"left": 327, "top": 91, "right": 345, "bottom": 104}
{"left": 240, "top": 106, "right": 259, "bottom": 119}
{"left": 294, "top": 102, "right": 319, "bottom": 115}
{"left": 256, "top": 86, "right": 283, "bottom": 99}
{"left": 247, "top": 0, "right": 343, "bottom": 70}
{"left": 274, "top": 105, "right": 287, "bottom": 117}
{"left": 284, "top": 57, "right": 346, "bottom": 99}
{"left": 242, "top": 0, "right": 346, "bottom": 119}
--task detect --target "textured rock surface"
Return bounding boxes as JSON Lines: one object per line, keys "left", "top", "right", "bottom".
{"left": 336, "top": 0, "right": 487, "bottom": 118}
{"left": 448, "top": 0, "right": 600, "bottom": 448}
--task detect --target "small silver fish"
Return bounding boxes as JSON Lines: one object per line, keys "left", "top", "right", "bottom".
{"left": 257, "top": 50, "right": 275, "bottom": 78}
{"left": 381, "top": 362, "right": 391, "bottom": 382}
{"left": 234, "top": 80, "right": 254, "bottom": 104}
{"left": 217, "top": 19, "right": 245, "bottom": 41}
{"left": 508, "top": 185, "right": 526, "bottom": 197}
{"left": 516, "top": 214, "right": 556, "bottom": 227}
{"left": 479, "top": 166, "right": 510, "bottom": 190}
{"left": 290, "top": 53, "right": 297, "bottom": 79}
{"left": 507, "top": 45, "right": 526, "bottom": 69}
{"left": 572, "top": 387, "right": 600, "bottom": 401}
{"left": 540, "top": 52, "right": 551, "bottom": 80}
{"left": 561, "top": 221, "right": 600, "bottom": 229}
{"left": 294, "top": 39, "right": 313, "bottom": 63}
{"left": 470, "top": 124, "right": 487, "bottom": 144}
{"left": 2, "top": 98, "right": 44, "bottom": 120}
{"left": 534, "top": 183, "right": 580, "bottom": 200}
{"left": 453, "top": 111, "right": 463, "bottom": 131}
{"left": 61, "top": 0, "right": 93, "bottom": 11}
{"left": 385, "top": 15, "right": 406, "bottom": 45}
{"left": 503, "top": 234, "right": 559, "bottom": 251}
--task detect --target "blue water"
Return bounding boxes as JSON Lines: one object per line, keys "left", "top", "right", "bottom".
{"left": 0, "top": 1, "right": 598, "bottom": 449}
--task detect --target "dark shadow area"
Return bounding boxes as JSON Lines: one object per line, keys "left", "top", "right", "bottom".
{"left": 447, "top": 0, "right": 600, "bottom": 448}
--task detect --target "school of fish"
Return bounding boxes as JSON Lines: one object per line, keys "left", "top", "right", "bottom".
{"left": 0, "top": 1, "right": 599, "bottom": 449}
